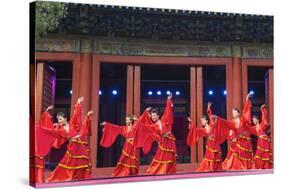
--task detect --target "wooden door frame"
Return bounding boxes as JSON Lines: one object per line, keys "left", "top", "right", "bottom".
{"left": 91, "top": 54, "right": 233, "bottom": 174}
{"left": 35, "top": 52, "right": 81, "bottom": 120}
{"left": 241, "top": 59, "right": 273, "bottom": 99}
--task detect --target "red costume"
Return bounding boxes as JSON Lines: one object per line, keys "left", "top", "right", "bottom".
{"left": 100, "top": 121, "right": 140, "bottom": 176}
{"left": 138, "top": 99, "right": 177, "bottom": 175}
{"left": 245, "top": 105, "right": 273, "bottom": 169}
{"left": 215, "top": 98, "right": 254, "bottom": 170}
{"left": 31, "top": 111, "right": 67, "bottom": 183}
{"left": 46, "top": 103, "right": 92, "bottom": 182}
{"left": 186, "top": 106, "right": 222, "bottom": 172}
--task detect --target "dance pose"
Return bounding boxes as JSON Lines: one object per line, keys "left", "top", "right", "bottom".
{"left": 211, "top": 93, "right": 254, "bottom": 170}
{"left": 137, "top": 94, "right": 177, "bottom": 175}
{"left": 31, "top": 105, "right": 67, "bottom": 183}
{"left": 46, "top": 97, "right": 93, "bottom": 182}
{"left": 99, "top": 115, "right": 140, "bottom": 176}
{"left": 186, "top": 102, "right": 222, "bottom": 172}
{"left": 246, "top": 103, "right": 273, "bottom": 169}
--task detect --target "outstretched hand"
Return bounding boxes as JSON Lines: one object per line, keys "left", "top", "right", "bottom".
{"left": 210, "top": 115, "right": 218, "bottom": 120}
{"left": 207, "top": 102, "right": 212, "bottom": 109}
{"left": 87, "top": 110, "right": 93, "bottom": 119}
{"left": 246, "top": 92, "right": 253, "bottom": 100}
{"left": 132, "top": 115, "right": 138, "bottom": 121}
{"left": 45, "top": 105, "right": 54, "bottom": 112}
{"left": 100, "top": 121, "right": 106, "bottom": 126}
{"left": 145, "top": 106, "right": 152, "bottom": 112}
{"left": 168, "top": 93, "right": 173, "bottom": 100}
{"left": 260, "top": 104, "right": 266, "bottom": 110}
{"left": 77, "top": 96, "right": 84, "bottom": 104}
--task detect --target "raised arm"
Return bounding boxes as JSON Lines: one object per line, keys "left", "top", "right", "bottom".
{"left": 79, "top": 111, "right": 93, "bottom": 137}
{"left": 207, "top": 102, "right": 213, "bottom": 118}
{"left": 242, "top": 93, "right": 252, "bottom": 124}
{"left": 99, "top": 121, "right": 125, "bottom": 147}
{"left": 260, "top": 104, "right": 269, "bottom": 131}
{"left": 161, "top": 94, "right": 173, "bottom": 126}
{"left": 186, "top": 118, "right": 206, "bottom": 146}
{"left": 37, "top": 105, "right": 54, "bottom": 129}
{"left": 69, "top": 97, "right": 83, "bottom": 132}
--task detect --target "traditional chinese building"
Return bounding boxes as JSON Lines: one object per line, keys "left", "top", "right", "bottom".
{"left": 32, "top": 3, "right": 273, "bottom": 176}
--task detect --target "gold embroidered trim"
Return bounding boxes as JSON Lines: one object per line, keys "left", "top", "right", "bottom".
{"left": 71, "top": 139, "right": 88, "bottom": 145}
{"left": 236, "top": 143, "right": 253, "bottom": 153}
{"left": 205, "top": 145, "right": 221, "bottom": 153}
{"left": 152, "top": 159, "right": 175, "bottom": 164}
{"left": 259, "top": 135, "right": 271, "bottom": 142}
{"left": 66, "top": 151, "right": 89, "bottom": 159}
{"left": 254, "top": 155, "right": 273, "bottom": 163}
{"left": 117, "top": 162, "right": 138, "bottom": 169}
{"left": 122, "top": 150, "right": 138, "bottom": 160}
{"left": 257, "top": 146, "right": 270, "bottom": 153}
{"left": 159, "top": 145, "right": 175, "bottom": 153}
{"left": 204, "top": 157, "right": 221, "bottom": 162}
{"left": 239, "top": 135, "right": 251, "bottom": 140}
{"left": 58, "top": 163, "right": 91, "bottom": 170}
{"left": 30, "top": 164, "right": 44, "bottom": 169}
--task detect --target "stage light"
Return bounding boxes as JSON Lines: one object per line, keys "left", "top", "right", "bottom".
{"left": 250, "top": 90, "right": 254, "bottom": 95}
{"left": 175, "top": 91, "right": 180, "bottom": 95}
{"left": 148, "top": 91, "right": 153, "bottom": 95}
{"left": 69, "top": 90, "right": 73, "bottom": 95}
{"left": 166, "top": 90, "right": 171, "bottom": 95}
{"left": 157, "top": 91, "right": 162, "bottom": 95}
{"left": 112, "top": 90, "right": 118, "bottom": 95}
{"left": 208, "top": 90, "right": 214, "bottom": 95}
{"left": 223, "top": 90, "right": 227, "bottom": 95}
{"left": 99, "top": 90, "right": 102, "bottom": 95}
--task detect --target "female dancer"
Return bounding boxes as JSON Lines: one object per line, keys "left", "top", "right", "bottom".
{"left": 211, "top": 93, "right": 254, "bottom": 170}
{"left": 46, "top": 97, "right": 93, "bottom": 182}
{"left": 186, "top": 102, "right": 222, "bottom": 172}
{"left": 99, "top": 115, "right": 141, "bottom": 176}
{"left": 137, "top": 94, "right": 177, "bottom": 175}
{"left": 246, "top": 104, "right": 273, "bottom": 169}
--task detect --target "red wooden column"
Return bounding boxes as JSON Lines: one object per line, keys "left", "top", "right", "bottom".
{"left": 190, "top": 67, "right": 197, "bottom": 163}
{"left": 196, "top": 67, "right": 204, "bottom": 162}
{"left": 90, "top": 55, "right": 101, "bottom": 174}
{"left": 35, "top": 62, "right": 44, "bottom": 123}
{"left": 79, "top": 53, "right": 92, "bottom": 117}
{"left": 232, "top": 57, "right": 242, "bottom": 110}
{"left": 265, "top": 69, "right": 274, "bottom": 157}
{"left": 133, "top": 66, "right": 141, "bottom": 117}
{"left": 126, "top": 66, "right": 134, "bottom": 115}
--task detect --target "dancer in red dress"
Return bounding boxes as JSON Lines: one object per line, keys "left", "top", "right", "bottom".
{"left": 46, "top": 97, "right": 93, "bottom": 182}
{"left": 137, "top": 94, "right": 177, "bottom": 175}
{"left": 186, "top": 102, "right": 222, "bottom": 172}
{"left": 31, "top": 105, "right": 68, "bottom": 183}
{"left": 99, "top": 115, "right": 140, "bottom": 176}
{"left": 246, "top": 104, "right": 273, "bottom": 169}
{"left": 211, "top": 93, "right": 254, "bottom": 170}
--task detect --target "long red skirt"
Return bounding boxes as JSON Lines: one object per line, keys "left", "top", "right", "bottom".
{"left": 222, "top": 135, "right": 253, "bottom": 170}
{"left": 197, "top": 138, "right": 222, "bottom": 172}
{"left": 46, "top": 137, "right": 91, "bottom": 182}
{"left": 112, "top": 139, "right": 139, "bottom": 176}
{"left": 146, "top": 133, "right": 177, "bottom": 175}
{"left": 254, "top": 135, "right": 273, "bottom": 169}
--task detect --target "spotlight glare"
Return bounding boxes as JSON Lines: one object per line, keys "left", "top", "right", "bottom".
{"left": 175, "top": 91, "right": 180, "bottom": 95}
{"left": 223, "top": 90, "right": 227, "bottom": 95}
{"left": 112, "top": 90, "right": 118, "bottom": 95}
{"left": 99, "top": 90, "right": 102, "bottom": 95}
{"left": 208, "top": 90, "right": 214, "bottom": 95}
{"left": 148, "top": 91, "right": 153, "bottom": 95}
{"left": 166, "top": 90, "right": 171, "bottom": 95}
{"left": 250, "top": 90, "right": 254, "bottom": 95}
{"left": 69, "top": 90, "right": 73, "bottom": 95}
{"left": 157, "top": 91, "right": 162, "bottom": 95}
